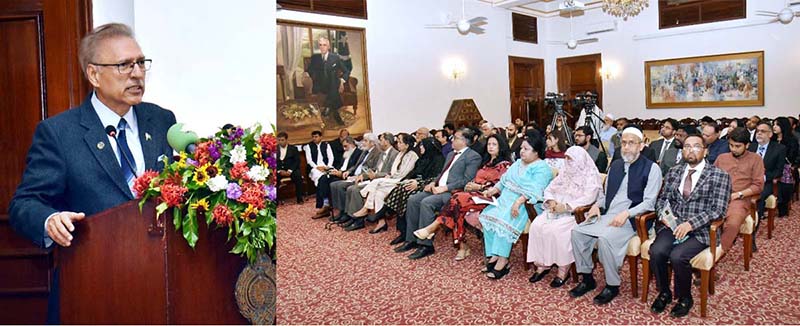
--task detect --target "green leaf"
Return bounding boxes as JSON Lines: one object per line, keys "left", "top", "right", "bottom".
{"left": 182, "top": 208, "right": 199, "bottom": 248}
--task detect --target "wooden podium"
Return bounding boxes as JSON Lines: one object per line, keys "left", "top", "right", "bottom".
{"left": 57, "top": 200, "right": 249, "bottom": 324}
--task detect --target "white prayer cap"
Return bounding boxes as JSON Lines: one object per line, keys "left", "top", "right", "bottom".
{"left": 621, "top": 126, "right": 644, "bottom": 141}
{"left": 605, "top": 113, "right": 615, "bottom": 120}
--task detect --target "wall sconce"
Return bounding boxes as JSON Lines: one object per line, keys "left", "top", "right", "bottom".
{"left": 442, "top": 57, "right": 467, "bottom": 81}
{"left": 599, "top": 63, "right": 619, "bottom": 80}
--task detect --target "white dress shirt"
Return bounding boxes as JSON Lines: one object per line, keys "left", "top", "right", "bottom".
{"left": 91, "top": 92, "right": 145, "bottom": 183}
{"left": 437, "top": 150, "right": 464, "bottom": 188}
{"left": 678, "top": 159, "right": 706, "bottom": 195}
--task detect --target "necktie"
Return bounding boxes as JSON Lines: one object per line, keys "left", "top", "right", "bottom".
{"left": 658, "top": 140, "right": 671, "bottom": 162}
{"left": 682, "top": 169, "right": 696, "bottom": 199}
{"left": 757, "top": 145, "right": 766, "bottom": 158}
{"left": 435, "top": 151, "right": 460, "bottom": 185}
{"left": 675, "top": 149, "right": 682, "bottom": 164}
{"left": 117, "top": 118, "right": 137, "bottom": 183}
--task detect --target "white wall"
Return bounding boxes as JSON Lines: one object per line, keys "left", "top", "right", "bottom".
{"left": 92, "top": 0, "right": 134, "bottom": 30}
{"left": 543, "top": 0, "right": 800, "bottom": 120}
{"left": 278, "top": 0, "right": 544, "bottom": 134}
{"left": 93, "top": 0, "right": 278, "bottom": 137}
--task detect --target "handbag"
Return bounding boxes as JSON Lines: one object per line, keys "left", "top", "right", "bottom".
{"left": 780, "top": 163, "right": 794, "bottom": 184}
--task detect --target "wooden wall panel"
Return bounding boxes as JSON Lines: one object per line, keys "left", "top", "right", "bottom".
{"left": 556, "top": 53, "right": 603, "bottom": 128}
{"left": 659, "top": 0, "right": 746, "bottom": 29}
{"left": 508, "top": 56, "right": 545, "bottom": 127}
{"left": 278, "top": 0, "right": 367, "bottom": 19}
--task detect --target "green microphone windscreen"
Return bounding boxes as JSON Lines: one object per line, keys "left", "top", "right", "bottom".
{"left": 167, "top": 123, "right": 199, "bottom": 152}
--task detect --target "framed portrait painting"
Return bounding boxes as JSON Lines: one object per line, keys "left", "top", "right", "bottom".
{"left": 645, "top": 51, "right": 764, "bottom": 108}
{"left": 276, "top": 20, "right": 372, "bottom": 144}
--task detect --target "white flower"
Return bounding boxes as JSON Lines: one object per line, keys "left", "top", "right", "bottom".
{"left": 230, "top": 145, "right": 247, "bottom": 164}
{"left": 247, "top": 165, "right": 270, "bottom": 182}
{"left": 207, "top": 175, "right": 229, "bottom": 192}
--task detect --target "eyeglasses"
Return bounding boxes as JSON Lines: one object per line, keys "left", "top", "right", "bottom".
{"left": 90, "top": 59, "right": 152, "bottom": 74}
{"left": 756, "top": 128, "right": 771, "bottom": 134}
{"left": 620, "top": 140, "right": 641, "bottom": 147}
{"left": 684, "top": 144, "right": 705, "bottom": 152}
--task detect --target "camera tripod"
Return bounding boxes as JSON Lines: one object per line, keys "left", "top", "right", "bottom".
{"left": 580, "top": 104, "right": 608, "bottom": 154}
{"left": 549, "top": 102, "right": 574, "bottom": 146}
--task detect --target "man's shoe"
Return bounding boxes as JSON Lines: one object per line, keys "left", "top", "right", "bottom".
{"left": 592, "top": 286, "right": 619, "bottom": 305}
{"left": 338, "top": 216, "right": 355, "bottom": 227}
{"left": 408, "top": 246, "right": 435, "bottom": 260}
{"left": 528, "top": 269, "right": 551, "bottom": 283}
{"left": 296, "top": 198, "right": 304, "bottom": 204}
{"left": 669, "top": 297, "right": 694, "bottom": 318}
{"left": 568, "top": 281, "right": 597, "bottom": 298}
{"left": 389, "top": 235, "right": 405, "bottom": 246}
{"left": 394, "top": 241, "right": 417, "bottom": 253}
{"left": 344, "top": 218, "right": 365, "bottom": 231}
{"left": 313, "top": 206, "right": 332, "bottom": 218}
{"left": 332, "top": 212, "right": 347, "bottom": 223}
{"left": 650, "top": 292, "right": 672, "bottom": 314}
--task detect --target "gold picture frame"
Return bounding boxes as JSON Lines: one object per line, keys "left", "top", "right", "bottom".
{"left": 645, "top": 51, "right": 764, "bottom": 109}
{"left": 276, "top": 20, "right": 372, "bottom": 144}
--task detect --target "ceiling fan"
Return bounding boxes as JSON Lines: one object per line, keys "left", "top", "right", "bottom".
{"left": 425, "top": 0, "right": 488, "bottom": 35}
{"left": 756, "top": 1, "right": 800, "bottom": 24}
{"left": 548, "top": 9, "right": 598, "bottom": 49}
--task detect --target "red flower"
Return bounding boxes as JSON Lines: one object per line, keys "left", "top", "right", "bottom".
{"left": 162, "top": 172, "right": 183, "bottom": 187}
{"left": 259, "top": 133, "right": 278, "bottom": 154}
{"left": 133, "top": 170, "right": 160, "bottom": 198}
{"left": 194, "top": 141, "right": 214, "bottom": 166}
{"left": 230, "top": 162, "right": 250, "bottom": 181}
{"left": 160, "top": 183, "right": 188, "bottom": 207}
{"left": 237, "top": 182, "right": 266, "bottom": 209}
{"left": 212, "top": 204, "right": 234, "bottom": 226}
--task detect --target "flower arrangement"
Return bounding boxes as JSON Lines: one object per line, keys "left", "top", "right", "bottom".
{"left": 134, "top": 123, "right": 277, "bottom": 263}
{"left": 280, "top": 102, "right": 318, "bottom": 122}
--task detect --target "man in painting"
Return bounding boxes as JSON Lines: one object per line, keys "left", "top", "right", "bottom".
{"left": 306, "top": 36, "right": 350, "bottom": 126}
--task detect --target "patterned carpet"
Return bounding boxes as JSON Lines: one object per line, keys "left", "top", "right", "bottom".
{"left": 277, "top": 199, "right": 800, "bottom": 324}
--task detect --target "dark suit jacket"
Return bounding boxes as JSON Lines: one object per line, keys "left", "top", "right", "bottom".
{"left": 329, "top": 138, "right": 345, "bottom": 169}
{"left": 650, "top": 138, "right": 680, "bottom": 176}
{"left": 306, "top": 52, "right": 351, "bottom": 109}
{"left": 9, "top": 94, "right": 176, "bottom": 248}
{"left": 656, "top": 162, "right": 732, "bottom": 246}
{"left": 277, "top": 145, "right": 301, "bottom": 173}
{"left": 437, "top": 148, "right": 482, "bottom": 191}
{"left": 749, "top": 141, "right": 787, "bottom": 181}
{"left": 337, "top": 148, "right": 363, "bottom": 171}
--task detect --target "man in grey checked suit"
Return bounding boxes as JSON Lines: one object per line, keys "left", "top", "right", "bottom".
{"left": 569, "top": 126, "right": 662, "bottom": 305}
{"left": 330, "top": 133, "right": 381, "bottom": 221}
{"left": 342, "top": 132, "right": 399, "bottom": 231}
{"left": 650, "top": 118, "right": 680, "bottom": 176}
{"left": 395, "top": 128, "right": 482, "bottom": 260}
{"left": 648, "top": 134, "right": 731, "bottom": 318}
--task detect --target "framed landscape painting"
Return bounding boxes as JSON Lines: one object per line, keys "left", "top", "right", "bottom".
{"left": 645, "top": 51, "right": 764, "bottom": 108}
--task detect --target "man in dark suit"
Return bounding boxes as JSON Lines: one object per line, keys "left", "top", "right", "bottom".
{"left": 312, "top": 136, "right": 362, "bottom": 219}
{"left": 328, "top": 128, "right": 349, "bottom": 169}
{"left": 330, "top": 133, "right": 382, "bottom": 223}
{"left": 395, "top": 128, "right": 482, "bottom": 259}
{"left": 650, "top": 118, "right": 680, "bottom": 176}
{"left": 277, "top": 132, "right": 304, "bottom": 204}
{"left": 749, "top": 121, "right": 787, "bottom": 217}
{"left": 702, "top": 122, "right": 729, "bottom": 164}
{"left": 8, "top": 23, "right": 175, "bottom": 323}
{"left": 506, "top": 123, "right": 523, "bottom": 160}
{"left": 648, "top": 134, "right": 731, "bottom": 318}
{"left": 306, "top": 37, "right": 350, "bottom": 126}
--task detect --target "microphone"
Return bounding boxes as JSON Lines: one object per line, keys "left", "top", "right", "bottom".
{"left": 167, "top": 123, "right": 199, "bottom": 154}
{"left": 106, "top": 125, "right": 138, "bottom": 178}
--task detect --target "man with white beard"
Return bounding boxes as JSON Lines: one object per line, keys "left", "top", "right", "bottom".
{"left": 569, "top": 125, "right": 662, "bottom": 305}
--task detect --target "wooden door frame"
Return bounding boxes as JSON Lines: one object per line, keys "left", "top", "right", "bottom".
{"left": 508, "top": 55, "right": 545, "bottom": 126}
{"left": 556, "top": 53, "right": 603, "bottom": 127}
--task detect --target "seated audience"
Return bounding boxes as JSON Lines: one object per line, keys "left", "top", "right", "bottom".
{"left": 377, "top": 138, "right": 445, "bottom": 243}
{"left": 415, "top": 127, "right": 430, "bottom": 143}
{"left": 569, "top": 126, "right": 662, "bottom": 305}
{"left": 303, "top": 130, "right": 335, "bottom": 186}
{"left": 479, "top": 130, "right": 553, "bottom": 279}
{"left": 467, "top": 125, "right": 487, "bottom": 157}
{"left": 527, "top": 146, "right": 602, "bottom": 287}
{"left": 702, "top": 122, "right": 729, "bottom": 164}
{"left": 749, "top": 121, "right": 787, "bottom": 218}
{"left": 443, "top": 123, "right": 455, "bottom": 141}
{"left": 394, "top": 128, "right": 482, "bottom": 260}
{"left": 413, "top": 134, "right": 512, "bottom": 260}
{"left": 330, "top": 133, "right": 382, "bottom": 222}
{"left": 746, "top": 115, "right": 760, "bottom": 142}
{"left": 277, "top": 132, "right": 305, "bottom": 204}
{"left": 329, "top": 128, "right": 350, "bottom": 168}
{"left": 312, "top": 136, "right": 362, "bottom": 218}
{"left": 347, "top": 134, "right": 419, "bottom": 232}
{"left": 650, "top": 118, "right": 680, "bottom": 176}
{"left": 435, "top": 128, "right": 453, "bottom": 157}
{"left": 599, "top": 113, "right": 618, "bottom": 159}
{"left": 545, "top": 132, "right": 567, "bottom": 170}
{"left": 506, "top": 123, "right": 523, "bottom": 160}
{"left": 714, "top": 127, "right": 764, "bottom": 254}
{"left": 339, "top": 133, "right": 399, "bottom": 229}
{"left": 772, "top": 117, "right": 798, "bottom": 217}
{"left": 648, "top": 134, "right": 731, "bottom": 318}
{"left": 574, "top": 126, "right": 608, "bottom": 173}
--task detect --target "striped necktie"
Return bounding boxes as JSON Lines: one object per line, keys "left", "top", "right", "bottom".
{"left": 117, "top": 118, "right": 138, "bottom": 183}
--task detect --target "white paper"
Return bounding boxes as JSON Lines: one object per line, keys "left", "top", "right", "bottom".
{"left": 472, "top": 196, "right": 498, "bottom": 206}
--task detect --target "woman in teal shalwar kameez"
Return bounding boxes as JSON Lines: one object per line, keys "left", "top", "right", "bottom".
{"left": 479, "top": 130, "right": 553, "bottom": 279}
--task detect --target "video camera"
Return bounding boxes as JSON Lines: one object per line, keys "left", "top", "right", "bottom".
{"left": 544, "top": 92, "right": 566, "bottom": 107}
{"left": 573, "top": 92, "right": 598, "bottom": 111}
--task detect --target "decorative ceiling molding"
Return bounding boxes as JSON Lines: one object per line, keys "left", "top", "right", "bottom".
{"left": 479, "top": 0, "right": 604, "bottom": 18}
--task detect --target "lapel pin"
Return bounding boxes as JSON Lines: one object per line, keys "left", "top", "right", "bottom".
{"left": 97, "top": 142, "right": 105, "bottom": 150}
{"left": 145, "top": 132, "right": 152, "bottom": 141}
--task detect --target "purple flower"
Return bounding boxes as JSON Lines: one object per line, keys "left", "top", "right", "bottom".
{"left": 226, "top": 183, "right": 242, "bottom": 200}
{"left": 265, "top": 156, "right": 277, "bottom": 169}
{"left": 209, "top": 141, "right": 222, "bottom": 161}
{"left": 227, "top": 127, "right": 244, "bottom": 143}
{"left": 265, "top": 185, "right": 277, "bottom": 201}
{"left": 186, "top": 158, "right": 198, "bottom": 166}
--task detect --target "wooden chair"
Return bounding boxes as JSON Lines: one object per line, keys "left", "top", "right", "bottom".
{"left": 517, "top": 167, "right": 560, "bottom": 271}
{"left": 641, "top": 217, "right": 723, "bottom": 317}
{"left": 765, "top": 178, "right": 779, "bottom": 239}
{"left": 735, "top": 197, "right": 759, "bottom": 271}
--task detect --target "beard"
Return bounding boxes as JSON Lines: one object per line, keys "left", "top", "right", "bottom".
{"left": 732, "top": 150, "right": 745, "bottom": 158}
{"left": 507, "top": 132, "right": 516, "bottom": 139}
{"left": 622, "top": 152, "right": 639, "bottom": 163}
{"left": 576, "top": 139, "right": 587, "bottom": 147}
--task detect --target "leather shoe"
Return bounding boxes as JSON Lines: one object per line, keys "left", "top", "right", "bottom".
{"left": 408, "top": 246, "right": 435, "bottom": 260}
{"left": 389, "top": 235, "right": 405, "bottom": 246}
{"left": 339, "top": 216, "right": 355, "bottom": 227}
{"left": 332, "top": 213, "right": 348, "bottom": 223}
{"left": 344, "top": 218, "right": 365, "bottom": 231}
{"left": 568, "top": 280, "right": 596, "bottom": 298}
{"left": 650, "top": 292, "right": 672, "bottom": 313}
{"left": 592, "top": 286, "right": 619, "bottom": 305}
{"left": 394, "top": 241, "right": 417, "bottom": 253}
{"left": 313, "top": 206, "right": 332, "bottom": 219}
{"left": 669, "top": 297, "right": 694, "bottom": 318}
{"left": 549, "top": 272, "right": 570, "bottom": 288}
{"left": 369, "top": 223, "right": 388, "bottom": 234}
{"left": 528, "top": 269, "right": 551, "bottom": 283}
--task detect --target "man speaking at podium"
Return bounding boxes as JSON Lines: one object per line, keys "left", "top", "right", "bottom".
{"left": 9, "top": 23, "right": 175, "bottom": 250}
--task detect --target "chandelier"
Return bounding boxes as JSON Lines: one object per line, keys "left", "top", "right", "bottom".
{"left": 602, "top": 0, "right": 649, "bottom": 20}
